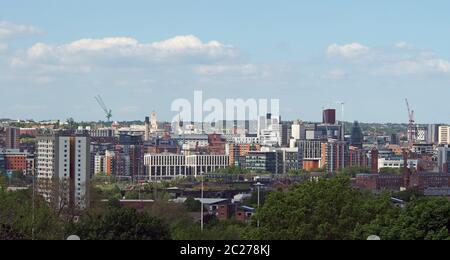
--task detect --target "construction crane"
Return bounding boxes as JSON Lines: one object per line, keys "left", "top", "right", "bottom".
{"left": 405, "top": 98, "right": 416, "bottom": 145}
{"left": 95, "top": 95, "right": 112, "bottom": 122}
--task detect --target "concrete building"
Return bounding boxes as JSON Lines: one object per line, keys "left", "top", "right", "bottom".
{"left": 243, "top": 148, "right": 301, "bottom": 174}
{"left": 296, "top": 140, "right": 323, "bottom": 170}
{"left": 427, "top": 124, "right": 441, "bottom": 144}
{"left": 0, "top": 153, "right": 5, "bottom": 174}
{"left": 322, "top": 141, "right": 349, "bottom": 174}
{"left": 144, "top": 154, "right": 229, "bottom": 180}
{"left": 36, "top": 135, "right": 91, "bottom": 209}
{"left": 350, "top": 121, "right": 364, "bottom": 149}
{"left": 145, "top": 153, "right": 187, "bottom": 180}
{"left": 378, "top": 158, "right": 418, "bottom": 171}
{"left": 438, "top": 126, "right": 450, "bottom": 145}
{"left": 94, "top": 150, "right": 116, "bottom": 176}
{"left": 5, "top": 126, "right": 20, "bottom": 150}
{"left": 437, "top": 146, "right": 450, "bottom": 173}
{"left": 228, "top": 143, "right": 261, "bottom": 167}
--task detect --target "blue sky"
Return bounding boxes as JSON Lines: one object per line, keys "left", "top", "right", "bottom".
{"left": 1, "top": 1, "right": 450, "bottom": 123}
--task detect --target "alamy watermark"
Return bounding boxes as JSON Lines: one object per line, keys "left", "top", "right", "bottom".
{"left": 171, "top": 91, "right": 280, "bottom": 127}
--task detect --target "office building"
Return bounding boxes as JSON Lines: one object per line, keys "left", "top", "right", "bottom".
{"left": 145, "top": 154, "right": 229, "bottom": 180}
{"left": 350, "top": 121, "right": 363, "bottom": 149}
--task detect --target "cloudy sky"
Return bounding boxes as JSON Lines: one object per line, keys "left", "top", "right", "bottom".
{"left": 1, "top": 0, "right": 449, "bottom": 123}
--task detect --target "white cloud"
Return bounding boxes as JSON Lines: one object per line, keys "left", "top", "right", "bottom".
{"left": 194, "top": 64, "right": 258, "bottom": 76}
{"left": 13, "top": 35, "right": 238, "bottom": 70}
{"left": 374, "top": 58, "right": 450, "bottom": 76}
{"left": 0, "top": 43, "right": 7, "bottom": 51}
{"left": 326, "top": 43, "right": 370, "bottom": 59}
{"left": 395, "top": 42, "right": 411, "bottom": 49}
{"left": 326, "top": 42, "right": 450, "bottom": 77}
{"left": 321, "top": 69, "right": 348, "bottom": 79}
{"left": 0, "top": 21, "right": 41, "bottom": 38}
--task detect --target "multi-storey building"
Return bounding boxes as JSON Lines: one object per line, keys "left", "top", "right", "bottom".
{"left": 5, "top": 126, "right": 20, "bottom": 150}
{"left": 437, "top": 146, "right": 450, "bottom": 173}
{"left": 228, "top": 143, "right": 261, "bottom": 167}
{"left": 0, "top": 152, "right": 5, "bottom": 174}
{"left": 4, "top": 150, "right": 27, "bottom": 173}
{"left": 94, "top": 150, "right": 116, "bottom": 176}
{"left": 321, "top": 141, "right": 349, "bottom": 174}
{"left": 296, "top": 140, "right": 323, "bottom": 170}
{"left": 438, "top": 126, "right": 450, "bottom": 145}
{"left": 208, "top": 134, "right": 227, "bottom": 155}
{"left": 243, "top": 148, "right": 301, "bottom": 174}
{"left": 349, "top": 146, "right": 368, "bottom": 169}
{"left": 144, "top": 154, "right": 229, "bottom": 180}
{"left": 36, "top": 134, "right": 90, "bottom": 209}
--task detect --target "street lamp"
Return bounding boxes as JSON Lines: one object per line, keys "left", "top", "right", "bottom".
{"left": 254, "top": 182, "right": 264, "bottom": 228}
{"left": 200, "top": 171, "right": 204, "bottom": 232}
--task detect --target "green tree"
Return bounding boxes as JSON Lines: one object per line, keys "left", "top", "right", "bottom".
{"left": 0, "top": 189, "right": 64, "bottom": 240}
{"left": 0, "top": 174, "right": 7, "bottom": 190}
{"left": 243, "top": 176, "right": 393, "bottom": 240}
{"left": 66, "top": 205, "right": 171, "bottom": 240}
{"left": 184, "top": 197, "right": 202, "bottom": 212}
{"left": 354, "top": 197, "right": 450, "bottom": 240}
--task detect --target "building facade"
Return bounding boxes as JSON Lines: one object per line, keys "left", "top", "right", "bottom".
{"left": 36, "top": 135, "right": 91, "bottom": 209}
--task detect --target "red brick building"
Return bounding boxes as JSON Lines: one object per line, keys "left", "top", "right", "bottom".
{"left": 5, "top": 153, "right": 27, "bottom": 172}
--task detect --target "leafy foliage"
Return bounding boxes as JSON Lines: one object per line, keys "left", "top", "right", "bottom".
{"left": 66, "top": 204, "right": 171, "bottom": 240}
{"left": 243, "top": 176, "right": 393, "bottom": 240}
{"left": 354, "top": 197, "right": 450, "bottom": 240}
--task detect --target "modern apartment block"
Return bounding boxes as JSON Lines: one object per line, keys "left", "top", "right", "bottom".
{"left": 94, "top": 150, "right": 115, "bottom": 176}
{"left": 322, "top": 141, "right": 349, "bottom": 174}
{"left": 36, "top": 134, "right": 91, "bottom": 209}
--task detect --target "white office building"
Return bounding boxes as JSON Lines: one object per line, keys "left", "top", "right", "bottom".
{"left": 145, "top": 153, "right": 229, "bottom": 180}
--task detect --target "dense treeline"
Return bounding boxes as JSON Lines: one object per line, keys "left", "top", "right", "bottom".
{"left": 1, "top": 173, "right": 449, "bottom": 240}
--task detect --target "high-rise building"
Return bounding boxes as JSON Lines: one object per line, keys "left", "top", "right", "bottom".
{"left": 36, "top": 134, "right": 91, "bottom": 209}
{"left": 117, "top": 133, "right": 144, "bottom": 177}
{"left": 349, "top": 146, "right": 368, "bottom": 169}
{"left": 229, "top": 143, "right": 261, "bottom": 166}
{"left": 281, "top": 121, "right": 292, "bottom": 147}
{"left": 437, "top": 146, "right": 450, "bottom": 173}
{"left": 438, "top": 126, "right": 450, "bottom": 145}
{"left": 321, "top": 141, "right": 349, "bottom": 174}
{"left": 427, "top": 124, "right": 441, "bottom": 144}
{"left": 0, "top": 153, "right": 5, "bottom": 174}
{"left": 94, "top": 150, "right": 116, "bottom": 176}
{"left": 144, "top": 116, "right": 151, "bottom": 141}
{"left": 5, "top": 126, "right": 20, "bottom": 150}
{"left": 323, "top": 109, "right": 336, "bottom": 125}
{"left": 350, "top": 121, "right": 364, "bottom": 149}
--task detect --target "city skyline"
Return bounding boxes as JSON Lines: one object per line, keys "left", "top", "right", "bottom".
{"left": 1, "top": 1, "right": 450, "bottom": 123}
